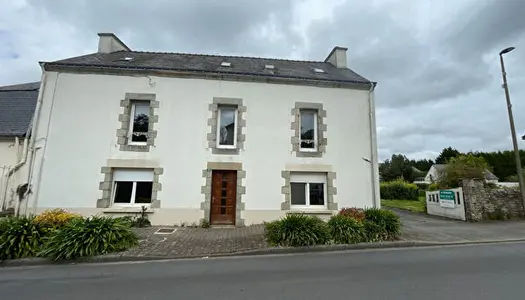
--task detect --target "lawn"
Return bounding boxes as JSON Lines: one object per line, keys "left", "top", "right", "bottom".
{"left": 381, "top": 197, "right": 427, "bottom": 213}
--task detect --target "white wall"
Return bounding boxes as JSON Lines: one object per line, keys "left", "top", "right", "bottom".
{"left": 28, "top": 72, "right": 376, "bottom": 224}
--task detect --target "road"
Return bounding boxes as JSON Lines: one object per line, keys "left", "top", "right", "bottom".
{"left": 2, "top": 242, "right": 525, "bottom": 300}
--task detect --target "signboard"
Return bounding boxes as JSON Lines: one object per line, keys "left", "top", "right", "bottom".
{"left": 439, "top": 190, "right": 455, "bottom": 208}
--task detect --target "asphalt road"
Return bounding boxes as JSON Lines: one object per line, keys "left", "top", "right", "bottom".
{"left": 2, "top": 242, "right": 525, "bottom": 300}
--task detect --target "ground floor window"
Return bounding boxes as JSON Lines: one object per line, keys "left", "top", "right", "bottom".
{"left": 112, "top": 169, "right": 153, "bottom": 206}
{"left": 290, "top": 173, "right": 327, "bottom": 208}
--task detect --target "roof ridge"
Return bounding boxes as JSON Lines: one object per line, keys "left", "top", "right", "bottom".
{"left": 0, "top": 81, "right": 40, "bottom": 91}
{"left": 116, "top": 50, "right": 325, "bottom": 64}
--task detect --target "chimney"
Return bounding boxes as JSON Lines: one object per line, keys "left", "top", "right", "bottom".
{"left": 97, "top": 33, "right": 131, "bottom": 53}
{"left": 324, "top": 46, "right": 348, "bottom": 68}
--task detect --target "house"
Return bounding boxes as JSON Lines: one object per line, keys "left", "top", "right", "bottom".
{"left": 14, "top": 33, "right": 379, "bottom": 226}
{"left": 0, "top": 82, "right": 39, "bottom": 211}
{"left": 424, "top": 164, "right": 499, "bottom": 184}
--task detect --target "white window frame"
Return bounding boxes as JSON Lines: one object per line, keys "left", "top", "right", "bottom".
{"left": 111, "top": 169, "right": 154, "bottom": 207}
{"left": 299, "top": 109, "right": 318, "bottom": 152}
{"left": 290, "top": 173, "right": 327, "bottom": 209}
{"left": 128, "top": 101, "right": 150, "bottom": 146}
{"left": 216, "top": 105, "right": 238, "bottom": 149}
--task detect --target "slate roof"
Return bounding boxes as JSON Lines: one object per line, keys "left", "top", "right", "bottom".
{"left": 431, "top": 164, "right": 499, "bottom": 181}
{"left": 45, "top": 51, "right": 372, "bottom": 85}
{"left": 0, "top": 82, "right": 40, "bottom": 137}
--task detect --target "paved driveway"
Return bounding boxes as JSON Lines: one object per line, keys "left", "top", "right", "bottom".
{"left": 395, "top": 208, "right": 525, "bottom": 243}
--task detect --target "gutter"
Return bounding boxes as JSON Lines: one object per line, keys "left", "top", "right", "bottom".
{"left": 367, "top": 82, "right": 380, "bottom": 208}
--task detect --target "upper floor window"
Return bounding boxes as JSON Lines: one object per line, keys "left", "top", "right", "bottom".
{"left": 300, "top": 109, "right": 317, "bottom": 151}
{"left": 129, "top": 101, "right": 150, "bottom": 145}
{"left": 217, "top": 105, "right": 238, "bottom": 149}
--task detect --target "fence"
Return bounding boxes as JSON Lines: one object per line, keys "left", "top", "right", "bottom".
{"left": 426, "top": 188, "right": 465, "bottom": 221}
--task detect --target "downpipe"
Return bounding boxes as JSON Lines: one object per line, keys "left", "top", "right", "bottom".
{"left": 367, "top": 82, "right": 380, "bottom": 208}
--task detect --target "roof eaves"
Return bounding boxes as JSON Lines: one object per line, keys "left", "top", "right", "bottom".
{"left": 43, "top": 62, "right": 375, "bottom": 87}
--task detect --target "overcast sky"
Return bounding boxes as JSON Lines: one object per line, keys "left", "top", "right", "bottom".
{"left": 1, "top": 0, "right": 524, "bottom": 161}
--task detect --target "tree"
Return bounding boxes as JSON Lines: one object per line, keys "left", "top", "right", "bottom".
{"left": 410, "top": 158, "right": 434, "bottom": 172}
{"left": 379, "top": 154, "right": 415, "bottom": 182}
{"left": 435, "top": 147, "right": 461, "bottom": 164}
{"left": 440, "top": 154, "right": 490, "bottom": 188}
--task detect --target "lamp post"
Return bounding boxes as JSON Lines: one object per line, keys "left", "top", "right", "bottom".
{"left": 499, "top": 47, "right": 525, "bottom": 205}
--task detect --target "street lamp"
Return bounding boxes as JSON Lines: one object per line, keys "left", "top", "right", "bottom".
{"left": 499, "top": 47, "right": 525, "bottom": 206}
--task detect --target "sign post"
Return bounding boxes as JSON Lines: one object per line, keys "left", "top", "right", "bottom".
{"left": 439, "top": 190, "right": 455, "bottom": 208}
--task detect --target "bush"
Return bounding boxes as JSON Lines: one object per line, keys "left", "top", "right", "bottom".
{"left": 40, "top": 216, "right": 138, "bottom": 260}
{"left": 33, "top": 209, "right": 82, "bottom": 231}
{"left": 328, "top": 215, "right": 365, "bottom": 244}
{"left": 415, "top": 183, "right": 430, "bottom": 191}
{"left": 364, "top": 208, "right": 401, "bottom": 240}
{"left": 338, "top": 207, "right": 365, "bottom": 222}
{"left": 440, "top": 155, "right": 490, "bottom": 188}
{"left": 363, "top": 221, "right": 385, "bottom": 242}
{"left": 0, "top": 216, "right": 46, "bottom": 260}
{"left": 418, "top": 189, "right": 426, "bottom": 198}
{"left": 264, "top": 214, "right": 330, "bottom": 247}
{"left": 428, "top": 183, "right": 439, "bottom": 191}
{"left": 380, "top": 179, "right": 418, "bottom": 200}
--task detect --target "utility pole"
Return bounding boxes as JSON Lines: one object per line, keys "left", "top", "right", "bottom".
{"left": 499, "top": 47, "right": 525, "bottom": 207}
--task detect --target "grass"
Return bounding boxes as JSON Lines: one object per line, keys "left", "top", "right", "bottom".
{"left": 381, "top": 197, "right": 427, "bottom": 213}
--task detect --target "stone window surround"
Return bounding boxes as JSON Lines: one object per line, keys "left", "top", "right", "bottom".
{"left": 200, "top": 162, "right": 246, "bottom": 226}
{"left": 116, "top": 93, "right": 159, "bottom": 152}
{"left": 97, "top": 159, "right": 163, "bottom": 209}
{"left": 291, "top": 102, "right": 327, "bottom": 158}
{"left": 281, "top": 164, "right": 337, "bottom": 211}
{"left": 206, "top": 97, "right": 246, "bottom": 155}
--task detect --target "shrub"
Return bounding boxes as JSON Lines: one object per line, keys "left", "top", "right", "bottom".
{"left": 40, "top": 216, "right": 138, "bottom": 260}
{"left": 380, "top": 179, "right": 418, "bottom": 200}
{"left": 328, "top": 215, "right": 365, "bottom": 244}
{"left": 33, "top": 209, "right": 82, "bottom": 231}
{"left": 418, "top": 189, "right": 426, "bottom": 198}
{"left": 428, "top": 183, "right": 439, "bottom": 191}
{"left": 440, "top": 155, "right": 490, "bottom": 188}
{"left": 364, "top": 208, "right": 401, "bottom": 240}
{"left": 415, "top": 183, "right": 430, "bottom": 191}
{"left": 0, "top": 216, "right": 46, "bottom": 260}
{"left": 264, "top": 214, "right": 330, "bottom": 247}
{"left": 363, "top": 221, "right": 385, "bottom": 242}
{"left": 338, "top": 207, "right": 365, "bottom": 222}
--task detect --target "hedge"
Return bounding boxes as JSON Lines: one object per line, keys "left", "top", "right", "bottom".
{"left": 380, "top": 179, "right": 419, "bottom": 200}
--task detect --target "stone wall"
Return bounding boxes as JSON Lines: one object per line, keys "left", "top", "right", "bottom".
{"left": 462, "top": 179, "right": 524, "bottom": 221}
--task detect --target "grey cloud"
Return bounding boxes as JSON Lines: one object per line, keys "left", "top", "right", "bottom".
{"left": 27, "top": 0, "right": 303, "bottom": 57}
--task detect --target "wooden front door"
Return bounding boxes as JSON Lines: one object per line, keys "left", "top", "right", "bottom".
{"left": 210, "top": 170, "right": 237, "bottom": 225}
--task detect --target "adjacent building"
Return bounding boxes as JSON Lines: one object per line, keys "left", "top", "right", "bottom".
{"left": 0, "top": 82, "right": 39, "bottom": 212}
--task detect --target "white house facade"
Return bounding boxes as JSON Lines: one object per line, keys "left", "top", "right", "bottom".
{"left": 20, "top": 33, "right": 379, "bottom": 226}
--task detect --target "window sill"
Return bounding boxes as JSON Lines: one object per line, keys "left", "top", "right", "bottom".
{"left": 287, "top": 209, "right": 333, "bottom": 215}
{"left": 103, "top": 207, "right": 154, "bottom": 214}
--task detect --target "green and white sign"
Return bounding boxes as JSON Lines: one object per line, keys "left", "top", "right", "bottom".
{"left": 439, "top": 190, "right": 456, "bottom": 208}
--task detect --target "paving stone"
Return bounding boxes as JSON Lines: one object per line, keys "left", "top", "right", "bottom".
{"left": 121, "top": 225, "right": 268, "bottom": 258}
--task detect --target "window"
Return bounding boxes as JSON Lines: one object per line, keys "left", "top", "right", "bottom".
{"left": 129, "top": 101, "right": 150, "bottom": 145}
{"left": 290, "top": 173, "right": 326, "bottom": 208}
{"left": 217, "top": 105, "right": 237, "bottom": 148}
{"left": 112, "top": 169, "right": 153, "bottom": 206}
{"left": 300, "top": 109, "right": 317, "bottom": 151}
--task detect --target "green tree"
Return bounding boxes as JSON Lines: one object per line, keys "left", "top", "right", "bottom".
{"left": 379, "top": 154, "right": 415, "bottom": 182}
{"left": 440, "top": 154, "right": 490, "bottom": 188}
{"left": 435, "top": 147, "right": 462, "bottom": 164}
{"left": 410, "top": 158, "right": 434, "bottom": 172}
